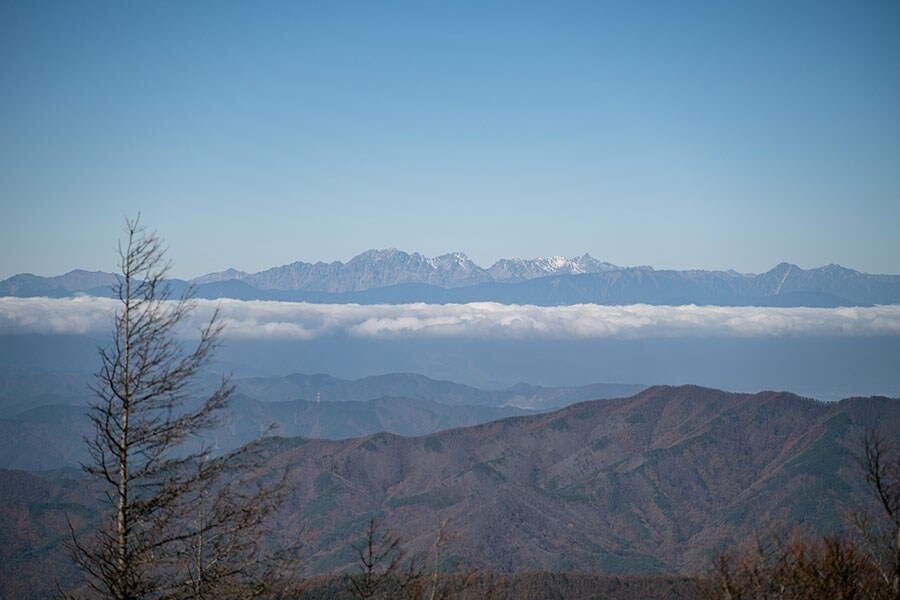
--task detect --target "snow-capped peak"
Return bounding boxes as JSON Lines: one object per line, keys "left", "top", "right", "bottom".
{"left": 192, "top": 250, "right": 622, "bottom": 292}
{"left": 191, "top": 268, "right": 250, "bottom": 284}
{"left": 486, "top": 254, "right": 621, "bottom": 282}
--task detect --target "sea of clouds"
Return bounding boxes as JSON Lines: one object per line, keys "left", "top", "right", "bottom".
{"left": 2, "top": 296, "right": 900, "bottom": 340}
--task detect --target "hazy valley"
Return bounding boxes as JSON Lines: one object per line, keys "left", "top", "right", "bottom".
{"left": 0, "top": 370, "right": 643, "bottom": 470}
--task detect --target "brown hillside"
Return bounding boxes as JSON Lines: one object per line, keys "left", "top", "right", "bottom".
{"left": 2, "top": 386, "right": 898, "bottom": 598}
{"left": 260, "top": 385, "right": 899, "bottom": 574}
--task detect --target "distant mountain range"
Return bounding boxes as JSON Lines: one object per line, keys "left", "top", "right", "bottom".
{"left": 0, "top": 370, "right": 644, "bottom": 469}
{"left": 3, "top": 249, "right": 900, "bottom": 307}
{"left": 0, "top": 396, "right": 532, "bottom": 471}
{"left": 190, "top": 249, "right": 621, "bottom": 291}
{"left": 0, "top": 250, "right": 619, "bottom": 296}
{"left": 0, "top": 370, "right": 642, "bottom": 417}
{"left": 4, "top": 385, "right": 898, "bottom": 598}
{"left": 231, "top": 372, "right": 644, "bottom": 411}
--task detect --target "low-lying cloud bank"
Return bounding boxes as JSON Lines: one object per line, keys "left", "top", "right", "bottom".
{"left": 2, "top": 297, "right": 900, "bottom": 340}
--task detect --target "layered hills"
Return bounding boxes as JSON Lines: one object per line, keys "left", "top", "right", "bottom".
{"left": 0, "top": 370, "right": 643, "bottom": 470}
{"left": 3, "top": 385, "right": 897, "bottom": 598}
{"left": 3, "top": 249, "right": 899, "bottom": 306}
{"left": 232, "top": 372, "right": 643, "bottom": 410}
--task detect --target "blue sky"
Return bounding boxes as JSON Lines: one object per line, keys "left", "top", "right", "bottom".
{"left": 2, "top": 0, "right": 899, "bottom": 280}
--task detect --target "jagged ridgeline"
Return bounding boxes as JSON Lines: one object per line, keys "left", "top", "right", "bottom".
{"left": 3, "top": 250, "right": 899, "bottom": 306}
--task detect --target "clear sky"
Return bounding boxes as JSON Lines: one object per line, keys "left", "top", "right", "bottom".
{"left": 1, "top": 0, "right": 898, "bottom": 280}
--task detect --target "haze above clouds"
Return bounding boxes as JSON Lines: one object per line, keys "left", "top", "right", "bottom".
{"left": 3, "top": 297, "right": 899, "bottom": 341}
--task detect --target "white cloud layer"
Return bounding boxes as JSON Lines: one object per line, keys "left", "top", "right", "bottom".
{"left": 2, "top": 297, "right": 900, "bottom": 340}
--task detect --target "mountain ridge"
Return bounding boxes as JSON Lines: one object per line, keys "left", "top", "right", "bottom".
{"left": 259, "top": 384, "right": 899, "bottom": 574}
{"left": 3, "top": 252, "right": 899, "bottom": 307}
{"left": 5, "top": 384, "right": 897, "bottom": 598}
{"left": 217, "top": 249, "right": 621, "bottom": 292}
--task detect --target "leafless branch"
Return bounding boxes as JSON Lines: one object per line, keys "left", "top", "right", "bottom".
{"left": 67, "top": 217, "right": 292, "bottom": 599}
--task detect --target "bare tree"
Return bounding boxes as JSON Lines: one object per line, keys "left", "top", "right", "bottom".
{"left": 701, "top": 428, "right": 900, "bottom": 600}
{"left": 405, "top": 519, "right": 483, "bottom": 600}
{"left": 852, "top": 430, "right": 900, "bottom": 599}
{"left": 699, "top": 528, "right": 882, "bottom": 599}
{"left": 344, "top": 518, "right": 486, "bottom": 600}
{"left": 345, "top": 518, "right": 418, "bottom": 600}
{"left": 68, "top": 217, "right": 287, "bottom": 599}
